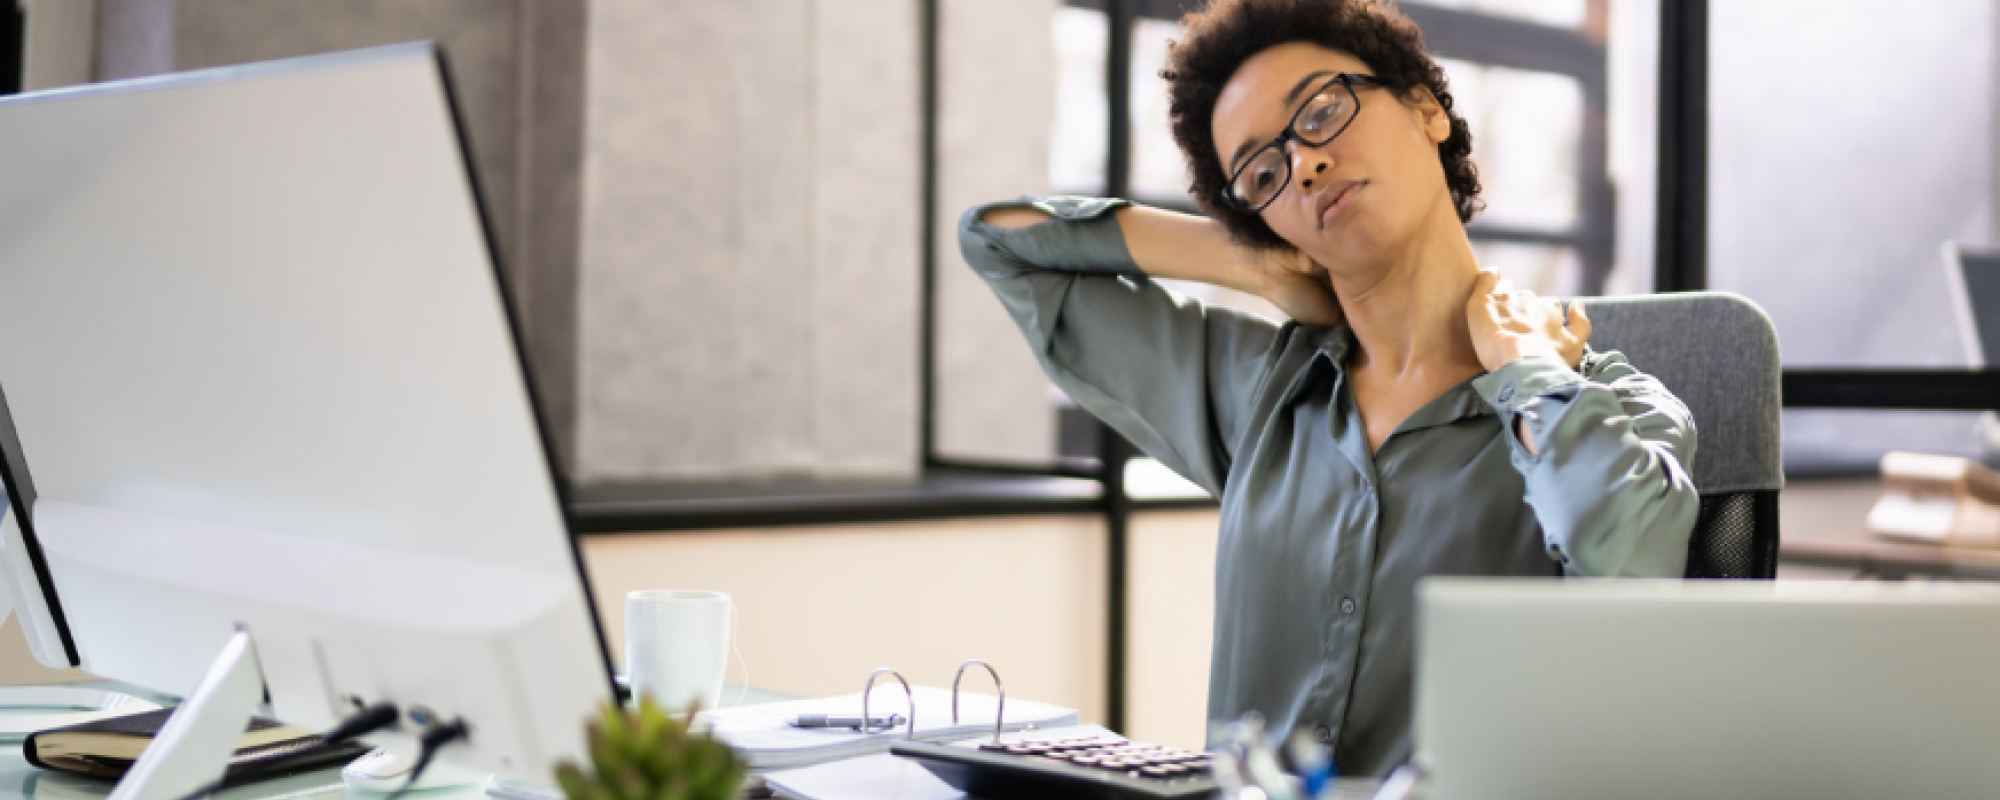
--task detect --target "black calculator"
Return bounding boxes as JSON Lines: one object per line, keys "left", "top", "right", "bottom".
{"left": 890, "top": 734, "right": 1219, "bottom": 800}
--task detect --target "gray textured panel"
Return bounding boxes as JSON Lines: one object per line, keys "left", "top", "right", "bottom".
{"left": 94, "top": 0, "right": 172, "bottom": 82}
{"left": 580, "top": 0, "right": 744, "bottom": 477}
{"left": 933, "top": 0, "right": 1059, "bottom": 463}
{"left": 578, "top": 0, "right": 920, "bottom": 480}
{"left": 813, "top": 0, "right": 921, "bottom": 475}
{"left": 1581, "top": 292, "right": 1784, "bottom": 494}
{"left": 729, "top": 0, "right": 815, "bottom": 472}
{"left": 515, "top": 0, "right": 587, "bottom": 472}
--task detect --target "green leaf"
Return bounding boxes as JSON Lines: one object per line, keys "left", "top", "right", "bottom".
{"left": 554, "top": 762, "right": 596, "bottom": 800}
{"left": 585, "top": 726, "right": 622, "bottom": 788}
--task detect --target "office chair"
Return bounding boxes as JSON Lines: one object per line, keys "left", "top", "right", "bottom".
{"left": 1581, "top": 293, "right": 1783, "bottom": 579}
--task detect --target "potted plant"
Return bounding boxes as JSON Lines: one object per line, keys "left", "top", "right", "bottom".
{"left": 554, "top": 696, "right": 746, "bottom": 800}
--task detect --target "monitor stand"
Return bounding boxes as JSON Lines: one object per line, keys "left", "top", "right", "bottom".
{"left": 0, "top": 601, "right": 161, "bottom": 739}
{"left": 108, "top": 628, "right": 265, "bottom": 800}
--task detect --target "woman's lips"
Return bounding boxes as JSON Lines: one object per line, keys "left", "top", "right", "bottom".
{"left": 1319, "top": 180, "right": 1366, "bottom": 229}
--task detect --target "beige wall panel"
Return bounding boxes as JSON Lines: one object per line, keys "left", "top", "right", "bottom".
{"left": 580, "top": 516, "right": 1109, "bottom": 723}
{"left": 932, "top": 0, "right": 1060, "bottom": 463}
{"left": 1125, "top": 509, "right": 1220, "bottom": 750}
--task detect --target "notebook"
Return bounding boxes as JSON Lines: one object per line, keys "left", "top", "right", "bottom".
{"left": 23, "top": 707, "right": 369, "bottom": 785}
{"left": 695, "top": 687, "right": 1078, "bottom": 771}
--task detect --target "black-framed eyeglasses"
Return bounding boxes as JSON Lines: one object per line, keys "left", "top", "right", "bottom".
{"left": 1223, "top": 73, "right": 1389, "bottom": 214}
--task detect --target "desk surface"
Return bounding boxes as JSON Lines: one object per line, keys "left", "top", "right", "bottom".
{"left": 1779, "top": 477, "right": 2000, "bottom": 580}
{"left": 0, "top": 681, "right": 799, "bottom": 800}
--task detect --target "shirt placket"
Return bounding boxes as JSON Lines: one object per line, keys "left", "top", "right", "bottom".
{"left": 1312, "top": 357, "right": 1380, "bottom": 746}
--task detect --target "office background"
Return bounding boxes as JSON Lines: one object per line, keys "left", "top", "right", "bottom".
{"left": 7, "top": 0, "right": 2000, "bottom": 751}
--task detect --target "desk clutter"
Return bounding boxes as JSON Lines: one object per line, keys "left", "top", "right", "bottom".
{"left": 9, "top": 662, "right": 1403, "bottom": 800}
{"left": 685, "top": 662, "right": 1397, "bottom": 800}
{"left": 21, "top": 707, "right": 369, "bottom": 788}
{"left": 1868, "top": 451, "right": 2000, "bottom": 547}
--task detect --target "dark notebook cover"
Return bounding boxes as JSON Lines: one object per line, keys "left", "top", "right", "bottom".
{"left": 24, "top": 708, "right": 368, "bottom": 786}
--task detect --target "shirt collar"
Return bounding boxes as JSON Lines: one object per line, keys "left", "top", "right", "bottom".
{"left": 1294, "top": 323, "right": 1496, "bottom": 429}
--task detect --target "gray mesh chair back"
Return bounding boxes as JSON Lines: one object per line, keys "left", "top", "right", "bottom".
{"left": 1580, "top": 293, "right": 1783, "bottom": 578}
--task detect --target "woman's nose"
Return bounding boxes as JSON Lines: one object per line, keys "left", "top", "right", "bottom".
{"left": 1298, "top": 156, "right": 1331, "bottom": 191}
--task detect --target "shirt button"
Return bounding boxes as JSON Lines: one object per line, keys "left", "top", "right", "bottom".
{"left": 1496, "top": 387, "right": 1515, "bottom": 403}
{"left": 1340, "top": 597, "right": 1357, "bottom": 615}
{"left": 1315, "top": 725, "right": 1334, "bottom": 744}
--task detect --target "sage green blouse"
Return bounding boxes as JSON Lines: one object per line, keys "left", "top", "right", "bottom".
{"left": 960, "top": 195, "right": 1700, "bottom": 777}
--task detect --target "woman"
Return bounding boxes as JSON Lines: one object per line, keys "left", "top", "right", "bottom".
{"left": 960, "top": 0, "right": 1698, "bottom": 778}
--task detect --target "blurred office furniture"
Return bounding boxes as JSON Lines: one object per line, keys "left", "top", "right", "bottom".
{"left": 1583, "top": 293, "right": 1783, "bottom": 578}
{"left": 1781, "top": 477, "right": 2000, "bottom": 581}
{"left": 1867, "top": 451, "right": 2000, "bottom": 547}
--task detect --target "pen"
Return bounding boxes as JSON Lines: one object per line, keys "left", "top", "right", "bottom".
{"left": 787, "top": 713, "right": 906, "bottom": 730}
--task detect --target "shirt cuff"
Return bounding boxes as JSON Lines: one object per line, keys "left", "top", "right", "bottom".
{"left": 1471, "top": 354, "right": 1585, "bottom": 459}
{"left": 963, "top": 196, "right": 1143, "bottom": 277}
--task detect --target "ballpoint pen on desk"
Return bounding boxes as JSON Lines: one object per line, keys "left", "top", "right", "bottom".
{"left": 785, "top": 713, "right": 906, "bottom": 731}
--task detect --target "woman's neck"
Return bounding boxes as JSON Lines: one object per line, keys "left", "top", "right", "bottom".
{"left": 1327, "top": 206, "right": 1484, "bottom": 378}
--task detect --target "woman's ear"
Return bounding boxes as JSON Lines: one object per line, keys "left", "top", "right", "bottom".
{"left": 1407, "top": 86, "right": 1452, "bottom": 144}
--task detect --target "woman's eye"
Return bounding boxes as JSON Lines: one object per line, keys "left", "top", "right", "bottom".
{"left": 1300, "top": 99, "right": 1344, "bottom": 133}
{"left": 1250, "top": 164, "right": 1281, "bottom": 190}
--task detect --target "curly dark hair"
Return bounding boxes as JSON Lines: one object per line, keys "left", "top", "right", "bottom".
{"left": 1163, "top": 0, "right": 1482, "bottom": 249}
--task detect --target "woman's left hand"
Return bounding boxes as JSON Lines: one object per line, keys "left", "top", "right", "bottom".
{"left": 1465, "top": 270, "right": 1590, "bottom": 373}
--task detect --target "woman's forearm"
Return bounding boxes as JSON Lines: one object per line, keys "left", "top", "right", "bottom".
{"left": 982, "top": 202, "right": 1261, "bottom": 292}
{"left": 977, "top": 197, "right": 1340, "bottom": 324}
{"left": 1113, "top": 204, "right": 1264, "bottom": 294}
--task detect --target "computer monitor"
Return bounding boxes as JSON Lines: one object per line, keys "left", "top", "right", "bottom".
{"left": 0, "top": 379, "right": 77, "bottom": 670}
{"left": 0, "top": 43, "right": 613, "bottom": 782}
{"left": 1418, "top": 578, "right": 2000, "bottom": 800}
{"left": 1943, "top": 240, "right": 2000, "bottom": 367}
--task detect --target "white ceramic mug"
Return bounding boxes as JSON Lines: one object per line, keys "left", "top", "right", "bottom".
{"left": 625, "top": 589, "right": 732, "bottom": 713}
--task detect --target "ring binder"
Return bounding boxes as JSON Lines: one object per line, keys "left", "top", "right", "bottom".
{"left": 859, "top": 667, "right": 916, "bottom": 738}
{"left": 951, "top": 659, "right": 1006, "bottom": 744}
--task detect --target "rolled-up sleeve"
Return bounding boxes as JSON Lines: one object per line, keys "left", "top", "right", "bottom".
{"left": 958, "top": 196, "right": 1285, "bottom": 495}
{"left": 1470, "top": 351, "right": 1700, "bottom": 577}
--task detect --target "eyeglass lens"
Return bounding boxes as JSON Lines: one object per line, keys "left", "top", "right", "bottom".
{"left": 1229, "top": 79, "right": 1360, "bottom": 211}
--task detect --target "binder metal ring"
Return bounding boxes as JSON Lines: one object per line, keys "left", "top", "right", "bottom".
{"left": 951, "top": 658, "right": 1006, "bottom": 744}
{"left": 860, "top": 666, "right": 916, "bottom": 739}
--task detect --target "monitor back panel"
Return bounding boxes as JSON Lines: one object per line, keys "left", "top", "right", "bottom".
{"left": 0, "top": 45, "right": 610, "bottom": 774}
{"left": 1419, "top": 579, "right": 2000, "bottom": 800}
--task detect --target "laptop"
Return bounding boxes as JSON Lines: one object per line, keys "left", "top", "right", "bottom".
{"left": 1417, "top": 578, "right": 2000, "bottom": 800}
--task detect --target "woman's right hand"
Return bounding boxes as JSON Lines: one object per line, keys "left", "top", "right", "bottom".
{"left": 1254, "top": 246, "right": 1344, "bottom": 326}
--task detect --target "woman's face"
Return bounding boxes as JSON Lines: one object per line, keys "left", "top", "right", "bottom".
{"left": 1210, "top": 42, "right": 1453, "bottom": 266}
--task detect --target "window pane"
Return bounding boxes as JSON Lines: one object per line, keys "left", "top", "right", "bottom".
{"left": 1051, "top": 7, "right": 1107, "bottom": 194}
{"left": 1708, "top": 0, "right": 1995, "bottom": 470}
{"left": 1441, "top": 57, "right": 1583, "bottom": 231}
{"left": 1473, "top": 242, "right": 1582, "bottom": 296}
{"left": 1710, "top": 0, "right": 1992, "bottom": 369}
{"left": 1130, "top": 17, "right": 1191, "bottom": 205}
{"left": 1413, "top": 0, "right": 1587, "bottom": 28}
